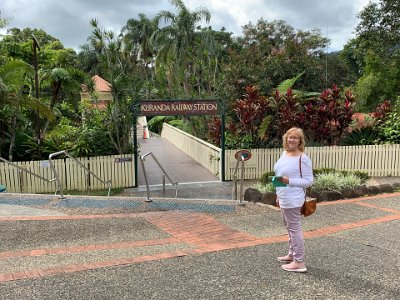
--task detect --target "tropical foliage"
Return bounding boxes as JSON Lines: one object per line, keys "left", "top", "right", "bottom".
{"left": 342, "top": 0, "right": 400, "bottom": 111}
{"left": 209, "top": 84, "right": 355, "bottom": 148}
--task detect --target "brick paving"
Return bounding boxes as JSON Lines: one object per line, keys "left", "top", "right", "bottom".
{"left": 0, "top": 192, "right": 399, "bottom": 283}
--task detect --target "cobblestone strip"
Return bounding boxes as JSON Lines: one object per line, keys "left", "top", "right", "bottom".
{"left": 144, "top": 211, "right": 259, "bottom": 249}
{"left": 354, "top": 201, "right": 400, "bottom": 214}
{"left": 0, "top": 251, "right": 188, "bottom": 283}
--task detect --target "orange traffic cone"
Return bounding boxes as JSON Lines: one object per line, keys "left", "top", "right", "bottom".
{"left": 143, "top": 126, "right": 147, "bottom": 139}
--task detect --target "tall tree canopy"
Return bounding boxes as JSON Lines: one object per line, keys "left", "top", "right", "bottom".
{"left": 342, "top": 0, "right": 400, "bottom": 111}
{"left": 218, "top": 19, "right": 331, "bottom": 107}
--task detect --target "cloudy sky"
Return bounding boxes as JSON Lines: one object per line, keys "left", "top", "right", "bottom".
{"left": 1, "top": 0, "right": 376, "bottom": 52}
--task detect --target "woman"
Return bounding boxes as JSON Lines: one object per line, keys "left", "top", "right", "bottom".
{"left": 274, "top": 127, "right": 313, "bottom": 273}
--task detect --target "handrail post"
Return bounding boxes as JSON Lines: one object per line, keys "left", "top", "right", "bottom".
{"left": 232, "top": 159, "right": 240, "bottom": 200}
{"left": 49, "top": 151, "right": 66, "bottom": 199}
{"left": 49, "top": 150, "right": 111, "bottom": 199}
{"left": 86, "top": 173, "right": 90, "bottom": 194}
{"left": 18, "top": 170, "right": 23, "bottom": 193}
{"left": 232, "top": 154, "right": 246, "bottom": 205}
{"left": 140, "top": 152, "right": 178, "bottom": 201}
{"left": 239, "top": 156, "right": 245, "bottom": 205}
{"left": 107, "top": 181, "right": 111, "bottom": 197}
{"left": 140, "top": 156, "right": 152, "bottom": 202}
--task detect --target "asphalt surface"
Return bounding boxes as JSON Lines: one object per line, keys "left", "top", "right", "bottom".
{"left": 0, "top": 182, "right": 400, "bottom": 299}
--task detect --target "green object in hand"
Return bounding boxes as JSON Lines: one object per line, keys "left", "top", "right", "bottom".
{"left": 272, "top": 176, "right": 287, "bottom": 187}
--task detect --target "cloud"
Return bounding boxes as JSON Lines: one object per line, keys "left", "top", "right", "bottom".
{"left": 1, "top": 0, "right": 375, "bottom": 51}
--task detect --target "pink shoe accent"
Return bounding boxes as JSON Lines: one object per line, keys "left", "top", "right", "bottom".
{"left": 282, "top": 261, "right": 307, "bottom": 273}
{"left": 277, "top": 255, "right": 294, "bottom": 262}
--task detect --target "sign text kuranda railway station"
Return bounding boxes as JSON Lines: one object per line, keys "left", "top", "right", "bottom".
{"left": 139, "top": 100, "right": 219, "bottom": 116}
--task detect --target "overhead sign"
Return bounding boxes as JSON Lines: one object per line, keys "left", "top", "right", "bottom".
{"left": 234, "top": 150, "right": 252, "bottom": 161}
{"left": 139, "top": 100, "right": 219, "bottom": 116}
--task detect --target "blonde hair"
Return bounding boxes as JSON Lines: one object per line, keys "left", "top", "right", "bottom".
{"left": 282, "top": 127, "right": 306, "bottom": 152}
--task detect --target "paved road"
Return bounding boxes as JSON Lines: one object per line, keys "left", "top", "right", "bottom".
{"left": 0, "top": 191, "right": 399, "bottom": 299}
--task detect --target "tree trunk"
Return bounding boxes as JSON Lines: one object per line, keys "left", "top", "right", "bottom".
{"left": 42, "top": 81, "right": 61, "bottom": 137}
{"left": 8, "top": 113, "right": 17, "bottom": 162}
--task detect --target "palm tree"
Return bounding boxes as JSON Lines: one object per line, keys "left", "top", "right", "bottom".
{"left": 0, "top": 59, "right": 53, "bottom": 160}
{"left": 122, "top": 13, "right": 158, "bottom": 82}
{"left": 87, "top": 19, "right": 134, "bottom": 154}
{"left": 88, "top": 19, "right": 130, "bottom": 104}
{"left": 150, "top": 0, "right": 211, "bottom": 97}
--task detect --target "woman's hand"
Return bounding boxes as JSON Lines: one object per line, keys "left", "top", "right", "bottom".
{"left": 279, "top": 176, "right": 289, "bottom": 185}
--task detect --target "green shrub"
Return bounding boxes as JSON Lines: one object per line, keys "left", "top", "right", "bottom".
{"left": 260, "top": 171, "right": 275, "bottom": 185}
{"left": 313, "top": 169, "right": 369, "bottom": 184}
{"left": 252, "top": 182, "right": 275, "bottom": 193}
{"left": 258, "top": 169, "right": 369, "bottom": 192}
{"left": 313, "top": 168, "right": 336, "bottom": 176}
{"left": 351, "top": 171, "right": 370, "bottom": 184}
{"left": 340, "top": 174, "right": 362, "bottom": 189}
{"left": 311, "top": 172, "right": 363, "bottom": 192}
{"left": 378, "top": 96, "right": 400, "bottom": 144}
{"left": 311, "top": 172, "right": 342, "bottom": 192}
{"left": 339, "top": 127, "right": 381, "bottom": 145}
{"left": 336, "top": 170, "right": 369, "bottom": 184}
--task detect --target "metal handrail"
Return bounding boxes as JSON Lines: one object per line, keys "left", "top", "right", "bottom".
{"left": 48, "top": 150, "right": 112, "bottom": 199}
{"left": 232, "top": 154, "right": 245, "bottom": 205}
{"left": 140, "top": 152, "right": 178, "bottom": 202}
{"left": 0, "top": 156, "right": 59, "bottom": 194}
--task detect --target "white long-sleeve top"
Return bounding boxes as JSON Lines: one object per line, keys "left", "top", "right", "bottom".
{"left": 273, "top": 151, "right": 314, "bottom": 208}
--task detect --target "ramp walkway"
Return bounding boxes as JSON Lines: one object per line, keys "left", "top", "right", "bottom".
{"left": 137, "top": 136, "right": 219, "bottom": 186}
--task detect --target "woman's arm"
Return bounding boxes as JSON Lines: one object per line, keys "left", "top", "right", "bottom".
{"left": 286, "top": 156, "right": 313, "bottom": 188}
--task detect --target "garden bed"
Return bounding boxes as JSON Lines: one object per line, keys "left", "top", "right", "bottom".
{"left": 244, "top": 181, "right": 400, "bottom": 204}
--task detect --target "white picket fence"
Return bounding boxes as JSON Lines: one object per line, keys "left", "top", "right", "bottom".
{"left": 225, "top": 145, "right": 400, "bottom": 179}
{"left": 2, "top": 124, "right": 400, "bottom": 194}
{"left": 0, "top": 154, "right": 135, "bottom": 193}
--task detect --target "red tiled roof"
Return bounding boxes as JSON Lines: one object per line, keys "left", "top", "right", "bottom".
{"left": 92, "top": 75, "right": 111, "bottom": 92}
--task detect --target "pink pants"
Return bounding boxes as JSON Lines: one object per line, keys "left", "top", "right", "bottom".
{"left": 281, "top": 207, "right": 305, "bottom": 262}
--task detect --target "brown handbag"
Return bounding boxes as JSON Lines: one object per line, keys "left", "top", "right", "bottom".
{"left": 301, "top": 198, "right": 317, "bottom": 217}
{"left": 299, "top": 155, "right": 316, "bottom": 217}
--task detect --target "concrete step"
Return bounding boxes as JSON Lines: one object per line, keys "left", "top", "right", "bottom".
{"left": 125, "top": 180, "right": 256, "bottom": 200}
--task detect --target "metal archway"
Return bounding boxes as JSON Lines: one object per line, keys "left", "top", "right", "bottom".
{"left": 130, "top": 99, "right": 225, "bottom": 187}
